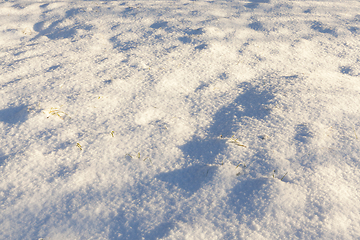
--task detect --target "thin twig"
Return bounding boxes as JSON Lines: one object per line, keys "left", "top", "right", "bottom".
{"left": 281, "top": 172, "right": 288, "bottom": 181}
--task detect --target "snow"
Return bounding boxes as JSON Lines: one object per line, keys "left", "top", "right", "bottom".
{"left": 1, "top": 0, "right": 360, "bottom": 239}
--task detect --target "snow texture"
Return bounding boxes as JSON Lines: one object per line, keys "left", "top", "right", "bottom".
{"left": 1, "top": 0, "right": 360, "bottom": 239}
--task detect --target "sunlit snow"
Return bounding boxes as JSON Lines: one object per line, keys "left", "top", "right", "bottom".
{"left": 1, "top": 0, "right": 360, "bottom": 239}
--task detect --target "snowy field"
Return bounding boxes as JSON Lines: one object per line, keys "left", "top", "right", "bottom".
{"left": 1, "top": 0, "right": 360, "bottom": 239}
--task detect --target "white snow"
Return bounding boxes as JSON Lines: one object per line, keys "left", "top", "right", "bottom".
{"left": 1, "top": 0, "right": 360, "bottom": 239}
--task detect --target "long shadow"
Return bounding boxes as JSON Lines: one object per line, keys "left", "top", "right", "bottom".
{"left": 32, "top": 8, "right": 93, "bottom": 40}
{"left": 107, "top": 81, "right": 276, "bottom": 239}
{"left": 248, "top": 21, "right": 266, "bottom": 31}
{"left": 244, "top": 0, "right": 270, "bottom": 9}
{"left": 0, "top": 105, "right": 29, "bottom": 124}
{"left": 108, "top": 178, "right": 185, "bottom": 240}
{"left": 311, "top": 21, "right": 338, "bottom": 37}
{"left": 227, "top": 177, "right": 272, "bottom": 223}
{"left": 109, "top": 208, "right": 179, "bottom": 240}
{"left": 155, "top": 164, "right": 218, "bottom": 196}
{"left": 108, "top": 164, "right": 221, "bottom": 239}
{"left": 181, "top": 82, "right": 275, "bottom": 163}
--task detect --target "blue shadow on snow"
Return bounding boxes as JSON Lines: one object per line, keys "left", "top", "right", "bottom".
{"left": 0, "top": 105, "right": 29, "bottom": 124}
{"left": 310, "top": 21, "right": 338, "bottom": 37}
{"left": 181, "top": 82, "right": 275, "bottom": 163}
{"left": 244, "top": 0, "right": 270, "bottom": 9}
{"left": 227, "top": 177, "right": 272, "bottom": 222}
{"left": 155, "top": 164, "right": 218, "bottom": 196}
{"left": 248, "top": 21, "right": 266, "bottom": 31}
{"left": 32, "top": 8, "right": 93, "bottom": 40}
{"left": 109, "top": 209, "right": 178, "bottom": 240}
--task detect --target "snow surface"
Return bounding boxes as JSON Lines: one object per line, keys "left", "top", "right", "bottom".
{"left": 1, "top": 0, "right": 360, "bottom": 239}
